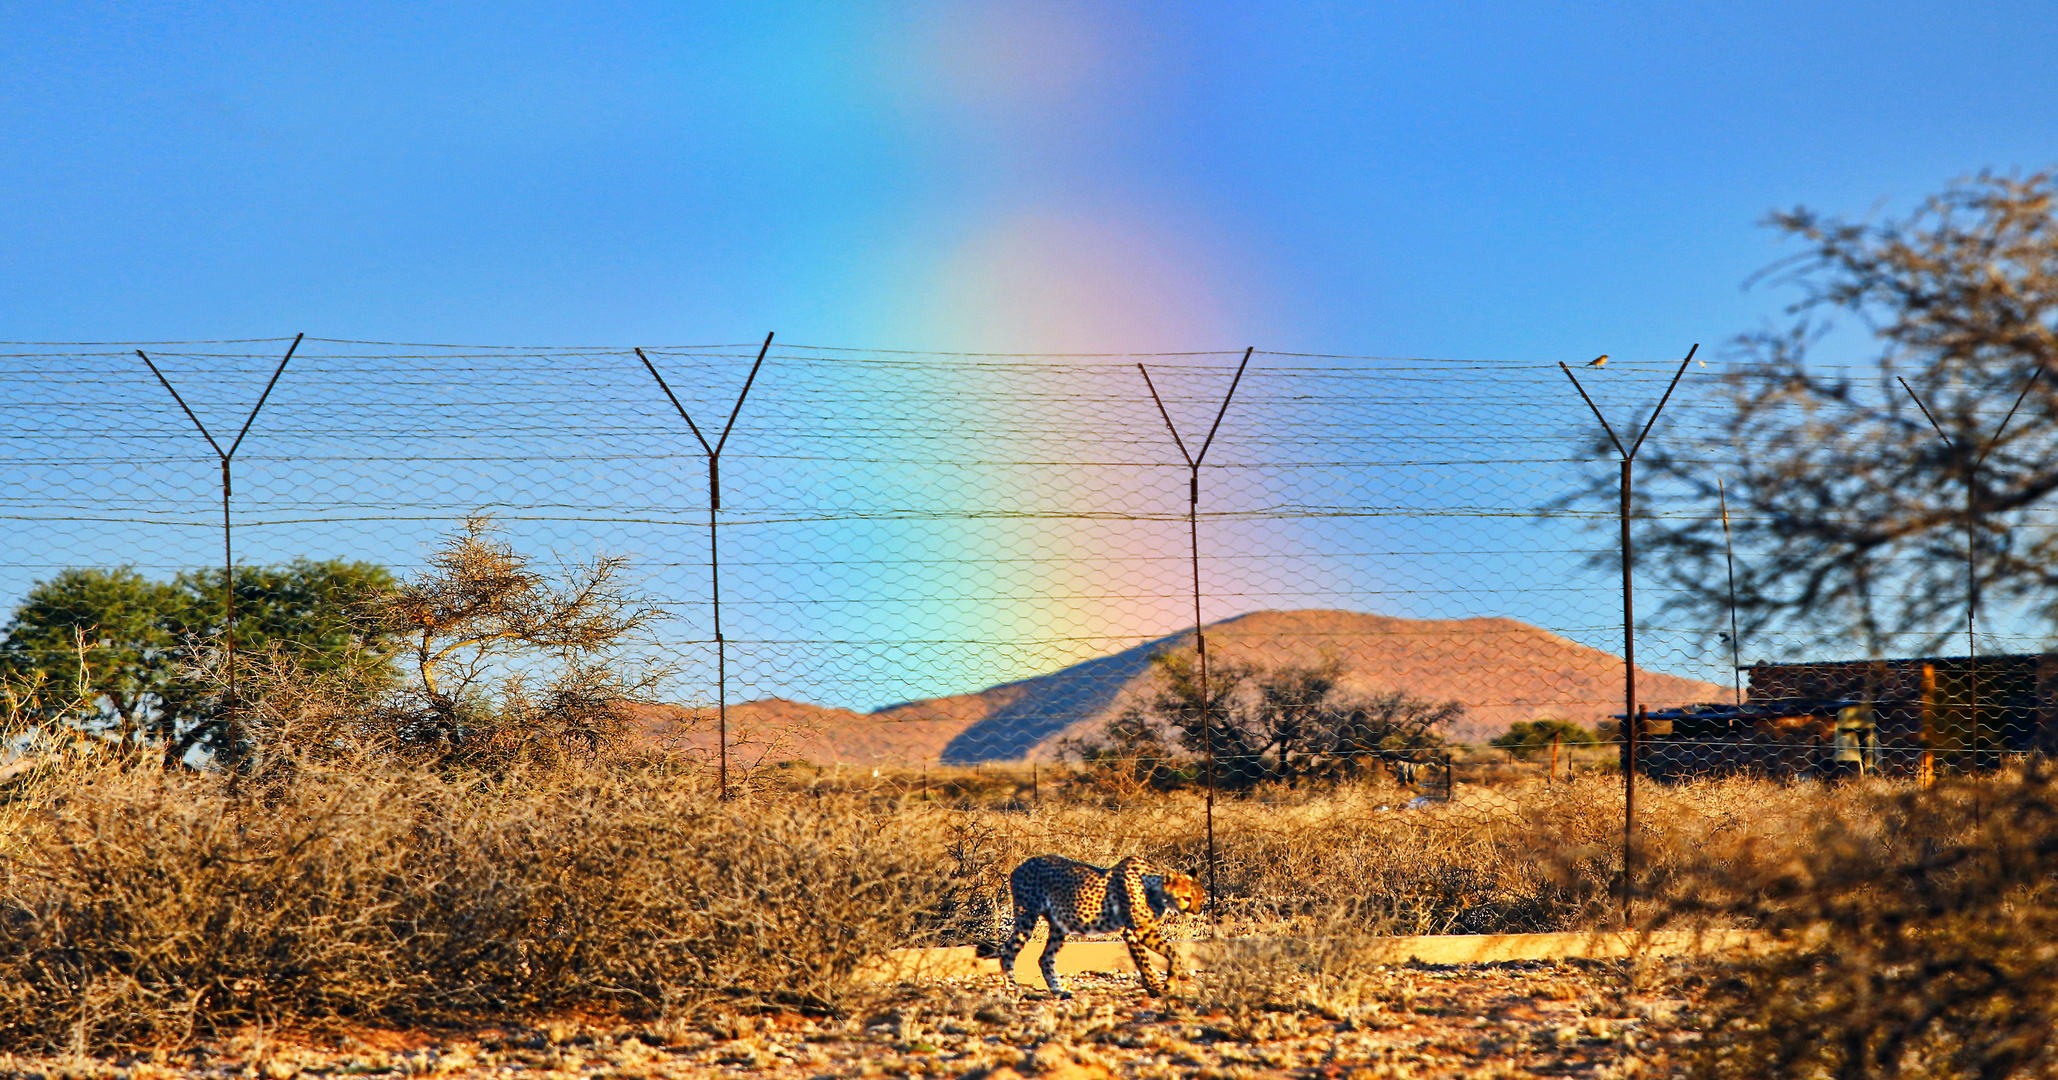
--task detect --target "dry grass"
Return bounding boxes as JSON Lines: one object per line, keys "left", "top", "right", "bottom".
{"left": 0, "top": 757, "right": 970, "bottom": 1052}
{"left": 1646, "top": 768, "right": 2058, "bottom": 1080}
{"left": 0, "top": 750, "right": 2049, "bottom": 1075}
{"left": 1185, "top": 770, "right": 2058, "bottom": 1080}
{"left": 881, "top": 768, "right": 1889, "bottom": 941}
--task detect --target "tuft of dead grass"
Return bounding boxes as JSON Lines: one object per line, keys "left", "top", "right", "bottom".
{"left": 1645, "top": 768, "right": 2058, "bottom": 1080}
{"left": 1201, "top": 921, "right": 1401, "bottom": 1021}
{"left": 0, "top": 759, "right": 972, "bottom": 1052}
{"left": 5, "top": 743, "right": 2046, "bottom": 1074}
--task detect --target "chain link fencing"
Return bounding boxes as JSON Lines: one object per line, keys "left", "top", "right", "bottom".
{"left": 5, "top": 337, "right": 2052, "bottom": 933}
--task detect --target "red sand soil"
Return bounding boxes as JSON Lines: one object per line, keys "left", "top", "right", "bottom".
{"left": 23, "top": 961, "right": 1709, "bottom": 1079}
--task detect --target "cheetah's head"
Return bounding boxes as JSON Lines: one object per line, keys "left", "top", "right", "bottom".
{"left": 1158, "top": 869, "right": 1206, "bottom": 915}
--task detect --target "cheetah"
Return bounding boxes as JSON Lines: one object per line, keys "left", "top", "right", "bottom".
{"left": 991, "top": 854, "right": 1205, "bottom": 998}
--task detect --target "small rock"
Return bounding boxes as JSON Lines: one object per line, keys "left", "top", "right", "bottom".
{"left": 1026, "top": 1044, "right": 1111, "bottom": 1080}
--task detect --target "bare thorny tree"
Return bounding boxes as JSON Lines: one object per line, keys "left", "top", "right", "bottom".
{"left": 1062, "top": 651, "right": 1459, "bottom": 791}
{"left": 245, "top": 516, "right": 669, "bottom": 773}
{"left": 1564, "top": 172, "right": 2058, "bottom": 657}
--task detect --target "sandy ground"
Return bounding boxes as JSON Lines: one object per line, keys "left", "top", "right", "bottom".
{"left": 0, "top": 960, "right": 1706, "bottom": 1080}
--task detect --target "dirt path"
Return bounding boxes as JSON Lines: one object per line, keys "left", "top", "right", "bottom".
{"left": 1, "top": 961, "right": 1703, "bottom": 1080}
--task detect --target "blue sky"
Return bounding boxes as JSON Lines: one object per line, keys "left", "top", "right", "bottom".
{"left": 4, "top": 1, "right": 2053, "bottom": 360}
{"left": 5, "top": 2, "right": 2057, "bottom": 716}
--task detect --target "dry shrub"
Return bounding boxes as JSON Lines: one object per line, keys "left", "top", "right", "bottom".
{"left": 877, "top": 768, "right": 1889, "bottom": 943}
{"left": 796, "top": 771, "right": 1942, "bottom": 951}
{"left": 10, "top": 738, "right": 2026, "bottom": 1066}
{"left": 0, "top": 761, "right": 968, "bottom": 1052}
{"left": 0, "top": 763, "right": 414, "bottom": 1051}
{"left": 415, "top": 777, "right": 962, "bottom": 1015}
{"left": 926, "top": 772, "right": 1938, "bottom": 974}
{"left": 919, "top": 779, "right": 1628, "bottom": 944}
{"left": 1201, "top": 909, "right": 1402, "bottom": 1021}
{"left": 1206, "top": 797, "right": 1583, "bottom": 935}
{"left": 1651, "top": 769, "right": 2058, "bottom": 1080}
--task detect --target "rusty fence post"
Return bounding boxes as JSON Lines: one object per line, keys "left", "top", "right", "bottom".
{"left": 1560, "top": 344, "right": 1697, "bottom": 921}
{"left": 1626, "top": 704, "right": 1646, "bottom": 912}
{"left": 137, "top": 334, "right": 303, "bottom": 789}
{"left": 637, "top": 333, "right": 774, "bottom": 799}
{"left": 1138, "top": 347, "right": 1255, "bottom": 925}
{"left": 1897, "top": 368, "right": 2041, "bottom": 772}
{"left": 1718, "top": 479, "right": 1743, "bottom": 706}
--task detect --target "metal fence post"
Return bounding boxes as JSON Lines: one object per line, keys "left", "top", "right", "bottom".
{"left": 638, "top": 333, "right": 774, "bottom": 798}
{"left": 137, "top": 335, "right": 302, "bottom": 788}
{"left": 1138, "top": 347, "right": 1254, "bottom": 923}
{"left": 1560, "top": 344, "right": 1697, "bottom": 920}
{"left": 1897, "top": 368, "right": 2041, "bottom": 772}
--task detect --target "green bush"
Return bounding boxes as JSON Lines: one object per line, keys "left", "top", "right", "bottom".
{"left": 1490, "top": 718, "right": 1596, "bottom": 759}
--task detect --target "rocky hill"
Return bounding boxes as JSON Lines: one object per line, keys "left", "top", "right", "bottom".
{"left": 632, "top": 609, "right": 1726, "bottom": 766}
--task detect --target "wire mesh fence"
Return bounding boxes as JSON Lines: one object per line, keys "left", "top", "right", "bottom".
{"left": 6, "top": 336, "right": 2056, "bottom": 928}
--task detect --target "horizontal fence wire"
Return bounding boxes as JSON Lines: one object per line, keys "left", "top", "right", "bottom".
{"left": 7, "top": 338, "right": 2058, "bottom": 928}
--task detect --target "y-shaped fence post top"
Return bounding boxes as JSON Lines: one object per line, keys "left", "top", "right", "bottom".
{"left": 1557, "top": 343, "right": 1697, "bottom": 464}
{"left": 132, "top": 333, "right": 305, "bottom": 789}
{"left": 634, "top": 332, "right": 775, "bottom": 800}
{"left": 1132, "top": 345, "right": 1255, "bottom": 927}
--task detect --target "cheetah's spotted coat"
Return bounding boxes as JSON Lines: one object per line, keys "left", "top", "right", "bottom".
{"left": 997, "top": 854, "right": 1205, "bottom": 998}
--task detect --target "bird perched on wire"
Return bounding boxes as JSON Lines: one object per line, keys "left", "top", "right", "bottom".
{"left": 1586, "top": 354, "right": 1609, "bottom": 367}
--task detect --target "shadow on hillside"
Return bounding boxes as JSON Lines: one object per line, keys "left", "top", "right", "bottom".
{"left": 935, "top": 631, "right": 1183, "bottom": 763}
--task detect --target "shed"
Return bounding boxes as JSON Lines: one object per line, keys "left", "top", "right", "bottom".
{"left": 1624, "top": 653, "right": 2058, "bottom": 781}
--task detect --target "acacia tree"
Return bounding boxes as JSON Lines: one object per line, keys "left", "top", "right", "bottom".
{"left": 1, "top": 569, "right": 187, "bottom": 757}
{"left": 1063, "top": 651, "right": 1458, "bottom": 790}
{"left": 1564, "top": 172, "right": 2058, "bottom": 656}
{"left": 0, "top": 561, "right": 393, "bottom": 766}
{"left": 345, "top": 516, "right": 666, "bottom": 769}
{"left": 1491, "top": 718, "right": 1598, "bottom": 759}
{"left": 163, "top": 561, "right": 398, "bottom": 766}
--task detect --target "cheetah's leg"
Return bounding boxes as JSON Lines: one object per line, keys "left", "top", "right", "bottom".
{"left": 1112, "top": 856, "right": 1178, "bottom": 994}
{"left": 1039, "top": 925, "right": 1071, "bottom": 999}
{"left": 1127, "top": 925, "right": 1177, "bottom": 995}
{"left": 997, "top": 905, "right": 1041, "bottom": 993}
{"left": 1121, "top": 927, "right": 1171, "bottom": 995}
{"left": 1142, "top": 920, "right": 1183, "bottom": 983}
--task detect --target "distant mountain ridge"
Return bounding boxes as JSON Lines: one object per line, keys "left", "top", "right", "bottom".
{"left": 630, "top": 609, "right": 1726, "bottom": 766}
